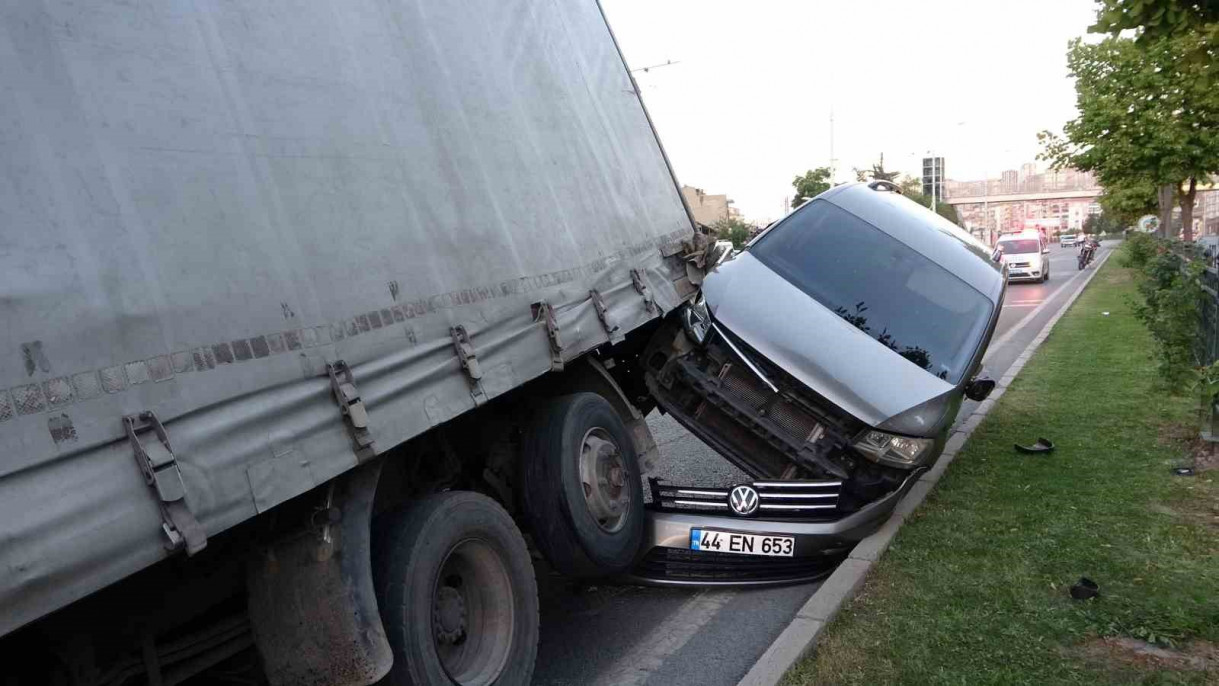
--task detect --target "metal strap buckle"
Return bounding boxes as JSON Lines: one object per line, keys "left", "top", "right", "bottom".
{"left": 451, "top": 326, "right": 488, "bottom": 404}
{"left": 327, "top": 360, "right": 377, "bottom": 462}
{"left": 590, "top": 289, "right": 624, "bottom": 344}
{"left": 124, "top": 411, "right": 208, "bottom": 555}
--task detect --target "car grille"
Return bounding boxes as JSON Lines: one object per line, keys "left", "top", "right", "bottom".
{"left": 649, "top": 478, "right": 842, "bottom": 518}
{"left": 634, "top": 547, "right": 841, "bottom": 583}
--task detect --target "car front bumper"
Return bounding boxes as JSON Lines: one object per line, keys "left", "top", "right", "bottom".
{"left": 629, "top": 469, "right": 924, "bottom": 586}
{"left": 1007, "top": 269, "right": 1042, "bottom": 281}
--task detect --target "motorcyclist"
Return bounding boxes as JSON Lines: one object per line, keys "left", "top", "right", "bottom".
{"left": 1078, "top": 236, "right": 1097, "bottom": 268}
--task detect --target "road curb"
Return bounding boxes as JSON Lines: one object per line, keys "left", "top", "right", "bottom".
{"left": 735, "top": 248, "right": 1116, "bottom": 686}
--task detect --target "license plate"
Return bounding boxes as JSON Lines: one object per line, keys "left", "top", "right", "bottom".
{"left": 690, "top": 529, "right": 795, "bottom": 557}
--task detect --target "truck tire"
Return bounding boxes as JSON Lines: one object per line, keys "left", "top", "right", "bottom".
{"left": 374, "top": 491, "right": 538, "bottom": 686}
{"left": 521, "top": 392, "right": 645, "bottom": 577}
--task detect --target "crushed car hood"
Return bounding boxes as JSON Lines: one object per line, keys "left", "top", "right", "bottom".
{"left": 701, "top": 252, "right": 956, "bottom": 429}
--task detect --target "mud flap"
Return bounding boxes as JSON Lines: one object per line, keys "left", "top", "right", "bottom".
{"left": 247, "top": 462, "right": 392, "bottom": 686}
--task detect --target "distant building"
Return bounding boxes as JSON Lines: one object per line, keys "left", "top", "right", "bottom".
{"left": 922, "top": 157, "right": 945, "bottom": 202}
{"left": 1201, "top": 190, "right": 1219, "bottom": 236}
{"left": 680, "top": 185, "right": 740, "bottom": 228}
{"left": 944, "top": 162, "right": 1102, "bottom": 242}
{"left": 1001, "top": 170, "right": 1018, "bottom": 193}
{"left": 1020, "top": 162, "right": 1038, "bottom": 183}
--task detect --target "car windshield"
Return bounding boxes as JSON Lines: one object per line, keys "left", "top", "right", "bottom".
{"left": 749, "top": 199, "right": 993, "bottom": 384}
{"left": 998, "top": 239, "right": 1040, "bottom": 254}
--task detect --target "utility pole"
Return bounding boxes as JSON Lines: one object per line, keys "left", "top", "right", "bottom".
{"left": 829, "top": 107, "right": 836, "bottom": 184}
{"left": 930, "top": 153, "right": 937, "bottom": 213}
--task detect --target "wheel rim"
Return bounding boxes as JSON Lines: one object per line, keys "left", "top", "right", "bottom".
{"left": 577, "top": 427, "right": 631, "bottom": 533}
{"left": 432, "top": 539, "right": 515, "bottom": 686}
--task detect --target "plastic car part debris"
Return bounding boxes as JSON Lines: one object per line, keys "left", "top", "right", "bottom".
{"left": 1070, "top": 577, "right": 1100, "bottom": 600}
{"left": 1014, "top": 438, "right": 1055, "bottom": 454}
{"left": 1172, "top": 467, "right": 1196, "bottom": 477}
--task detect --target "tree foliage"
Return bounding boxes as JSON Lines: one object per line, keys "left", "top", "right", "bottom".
{"left": 791, "top": 167, "right": 832, "bottom": 208}
{"left": 1124, "top": 235, "right": 1204, "bottom": 387}
{"left": 853, "top": 154, "right": 900, "bottom": 183}
{"left": 1039, "top": 33, "right": 1219, "bottom": 241}
{"left": 1091, "top": 0, "right": 1219, "bottom": 42}
{"left": 1082, "top": 211, "right": 1123, "bottom": 235}
{"left": 1098, "top": 176, "right": 1160, "bottom": 224}
{"left": 898, "top": 175, "right": 923, "bottom": 198}
{"left": 712, "top": 217, "right": 756, "bottom": 250}
{"left": 894, "top": 174, "right": 961, "bottom": 225}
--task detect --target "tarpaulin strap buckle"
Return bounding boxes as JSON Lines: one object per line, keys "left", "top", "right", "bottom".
{"left": 590, "top": 290, "right": 625, "bottom": 344}
{"left": 535, "top": 302, "right": 565, "bottom": 371}
{"left": 451, "top": 326, "right": 488, "bottom": 405}
{"left": 631, "top": 269, "right": 657, "bottom": 315}
{"left": 327, "top": 360, "right": 377, "bottom": 463}
{"left": 124, "top": 411, "right": 208, "bottom": 555}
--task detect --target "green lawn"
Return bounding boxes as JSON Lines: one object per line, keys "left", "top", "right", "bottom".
{"left": 784, "top": 260, "right": 1219, "bottom": 685}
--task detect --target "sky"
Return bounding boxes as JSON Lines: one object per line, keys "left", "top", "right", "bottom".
{"left": 601, "top": 0, "right": 1100, "bottom": 222}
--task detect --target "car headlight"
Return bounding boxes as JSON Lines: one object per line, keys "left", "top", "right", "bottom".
{"left": 682, "top": 294, "right": 712, "bottom": 345}
{"left": 853, "top": 430, "right": 936, "bottom": 469}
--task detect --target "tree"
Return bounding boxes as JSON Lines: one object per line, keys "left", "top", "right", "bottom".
{"left": 712, "top": 217, "right": 756, "bottom": 250}
{"left": 853, "top": 154, "right": 900, "bottom": 183}
{"left": 1039, "top": 34, "right": 1219, "bottom": 241}
{"left": 1082, "top": 212, "right": 1123, "bottom": 236}
{"left": 1098, "top": 176, "right": 1160, "bottom": 225}
{"left": 928, "top": 200, "right": 960, "bottom": 226}
{"left": 791, "top": 167, "right": 832, "bottom": 208}
{"left": 898, "top": 175, "right": 923, "bottom": 198}
{"left": 1092, "top": 0, "right": 1219, "bottom": 43}
{"left": 895, "top": 173, "right": 962, "bottom": 226}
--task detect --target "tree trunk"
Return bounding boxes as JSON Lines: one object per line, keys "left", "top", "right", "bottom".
{"left": 1181, "top": 177, "right": 1197, "bottom": 243}
{"left": 1158, "top": 184, "right": 1175, "bottom": 238}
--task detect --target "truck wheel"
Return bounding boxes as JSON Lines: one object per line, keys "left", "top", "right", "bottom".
{"left": 374, "top": 491, "right": 538, "bottom": 686}
{"left": 521, "top": 393, "right": 645, "bottom": 577}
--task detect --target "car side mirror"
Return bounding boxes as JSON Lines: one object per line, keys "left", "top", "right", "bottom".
{"left": 965, "top": 374, "right": 996, "bottom": 402}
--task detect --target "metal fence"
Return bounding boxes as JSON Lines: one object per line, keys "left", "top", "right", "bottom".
{"left": 1163, "top": 240, "right": 1219, "bottom": 366}
{"left": 1162, "top": 240, "right": 1219, "bottom": 437}
{"left": 1198, "top": 268, "right": 1219, "bottom": 367}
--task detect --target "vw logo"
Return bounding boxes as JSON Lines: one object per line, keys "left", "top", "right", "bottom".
{"left": 728, "top": 484, "right": 759, "bottom": 516}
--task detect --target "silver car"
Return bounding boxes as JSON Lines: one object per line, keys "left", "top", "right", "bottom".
{"left": 635, "top": 181, "right": 1005, "bottom": 585}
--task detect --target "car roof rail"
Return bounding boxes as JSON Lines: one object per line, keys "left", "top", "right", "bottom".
{"left": 867, "top": 179, "right": 902, "bottom": 194}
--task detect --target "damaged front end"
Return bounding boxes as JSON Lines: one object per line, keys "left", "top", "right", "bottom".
{"left": 644, "top": 311, "right": 920, "bottom": 508}
{"left": 633, "top": 316, "right": 927, "bottom": 585}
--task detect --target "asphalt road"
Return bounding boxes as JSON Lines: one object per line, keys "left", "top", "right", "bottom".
{"left": 531, "top": 242, "right": 1109, "bottom": 686}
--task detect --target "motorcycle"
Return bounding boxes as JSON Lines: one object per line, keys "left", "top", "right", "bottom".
{"left": 1077, "top": 239, "right": 1098, "bottom": 269}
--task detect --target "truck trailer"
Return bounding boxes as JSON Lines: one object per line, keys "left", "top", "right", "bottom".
{"left": 0, "top": 2, "right": 712, "bottom": 684}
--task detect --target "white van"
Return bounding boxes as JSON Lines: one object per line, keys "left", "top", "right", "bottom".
{"left": 997, "top": 232, "right": 1050, "bottom": 282}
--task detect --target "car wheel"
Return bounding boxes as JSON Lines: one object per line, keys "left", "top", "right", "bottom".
{"left": 521, "top": 392, "right": 645, "bottom": 578}
{"left": 375, "top": 491, "right": 539, "bottom": 686}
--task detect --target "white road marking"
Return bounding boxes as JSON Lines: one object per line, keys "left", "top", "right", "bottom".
{"left": 590, "top": 589, "right": 737, "bottom": 686}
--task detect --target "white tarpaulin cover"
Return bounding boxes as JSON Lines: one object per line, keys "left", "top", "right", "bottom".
{"left": 0, "top": 0, "right": 694, "bottom": 636}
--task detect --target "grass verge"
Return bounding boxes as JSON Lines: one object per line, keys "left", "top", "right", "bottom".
{"left": 784, "top": 259, "right": 1219, "bottom": 685}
